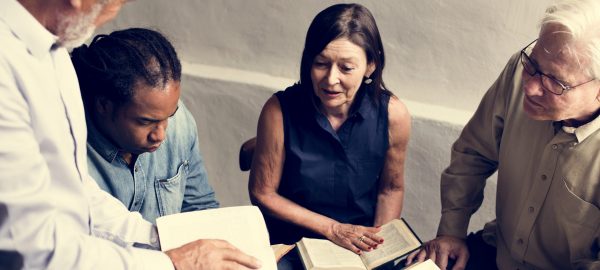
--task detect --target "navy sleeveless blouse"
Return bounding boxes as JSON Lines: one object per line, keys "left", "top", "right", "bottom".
{"left": 266, "top": 83, "right": 390, "bottom": 244}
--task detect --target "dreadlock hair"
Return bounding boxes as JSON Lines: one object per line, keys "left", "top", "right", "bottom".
{"left": 71, "top": 28, "right": 181, "bottom": 111}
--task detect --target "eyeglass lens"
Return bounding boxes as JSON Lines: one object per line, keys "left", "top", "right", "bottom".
{"left": 520, "top": 52, "right": 565, "bottom": 95}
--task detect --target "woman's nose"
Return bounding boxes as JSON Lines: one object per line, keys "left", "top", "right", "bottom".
{"left": 326, "top": 66, "right": 341, "bottom": 85}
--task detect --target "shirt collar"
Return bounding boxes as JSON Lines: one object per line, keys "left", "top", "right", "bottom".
{"left": 87, "top": 116, "right": 120, "bottom": 163}
{"left": 0, "top": 0, "right": 59, "bottom": 59}
{"left": 311, "top": 85, "right": 375, "bottom": 121}
{"left": 350, "top": 86, "right": 376, "bottom": 120}
{"left": 561, "top": 113, "right": 600, "bottom": 142}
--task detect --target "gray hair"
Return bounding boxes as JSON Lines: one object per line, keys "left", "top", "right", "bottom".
{"left": 541, "top": 0, "right": 600, "bottom": 79}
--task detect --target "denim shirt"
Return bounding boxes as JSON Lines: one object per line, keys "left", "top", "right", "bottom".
{"left": 87, "top": 101, "right": 219, "bottom": 223}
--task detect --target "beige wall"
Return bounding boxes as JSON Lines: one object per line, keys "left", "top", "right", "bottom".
{"left": 101, "top": 0, "right": 551, "bottom": 111}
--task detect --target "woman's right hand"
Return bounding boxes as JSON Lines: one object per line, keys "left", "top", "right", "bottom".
{"left": 326, "top": 222, "right": 383, "bottom": 254}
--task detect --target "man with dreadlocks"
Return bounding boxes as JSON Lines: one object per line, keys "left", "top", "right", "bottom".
{"left": 71, "top": 28, "right": 219, "bottom": 224}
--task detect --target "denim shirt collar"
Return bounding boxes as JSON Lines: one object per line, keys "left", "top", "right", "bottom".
{"left": 86, "top": 115, "right": 120, "bottom": 163}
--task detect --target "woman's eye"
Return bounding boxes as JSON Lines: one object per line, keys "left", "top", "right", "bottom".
{"left": 341, "top": 65, "right": 355, "bottom": 72}
{"left": 313, "top": 61, "right": 327, "bottom": 68}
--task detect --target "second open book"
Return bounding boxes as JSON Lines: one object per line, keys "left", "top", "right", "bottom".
{"left": 156, "top": 206, "right": 278, "bottom": 270}
{"left": 296, "top": 218, "right": 423, "bottom": 270}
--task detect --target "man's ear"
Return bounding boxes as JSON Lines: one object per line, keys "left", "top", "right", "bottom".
{"left": 94, "top": 97, "right": 114, "bottom": 116}
{"left": 366, "top": 62, "right": 376, "bottom": 78}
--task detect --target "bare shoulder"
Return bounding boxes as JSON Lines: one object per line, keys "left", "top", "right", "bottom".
{"left": 255, "top": 95, "right": 285, "bottom": 152}
{"left": 262, "top": 95, "right": 282, "bottom": 118}
{"left": 258, "top": 95, "right": 283, "bottom": 130}
{"left": 387, "top": 95, "right": 411, "bottom": 131}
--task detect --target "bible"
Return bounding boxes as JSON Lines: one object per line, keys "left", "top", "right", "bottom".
{"left": 296, "top": 218, "right": 422, "bottom": 270}
{"left": 156, "top": 206, "right": 277, "bottom": 270}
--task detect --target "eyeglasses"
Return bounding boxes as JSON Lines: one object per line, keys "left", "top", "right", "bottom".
{"left": 520, "top": 39, "right": 596, "bottom": 95}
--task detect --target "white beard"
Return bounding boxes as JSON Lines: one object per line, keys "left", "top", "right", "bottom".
{"left": 56, "top": 2, "right": 104, "bottom": 49}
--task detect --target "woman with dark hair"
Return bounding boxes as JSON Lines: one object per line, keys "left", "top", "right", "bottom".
{"left": 249, "top": 3, "right": 411, "bottom": 266}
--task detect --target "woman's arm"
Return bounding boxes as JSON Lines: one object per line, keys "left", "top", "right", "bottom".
{"left": 374, "top": 96, "right": 411, "bottom": 226}
{"left": 248, "top": 96, "right": 380, "bottom": 254}
{"left": 249, "top": 96, "right": 336, "bottom": 236}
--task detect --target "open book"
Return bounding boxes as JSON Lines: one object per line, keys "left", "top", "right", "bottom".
{"left": 156, "top": 206, "right": 277, "bottom": 270}
{"left": 296, "top": 218, "right": 421, "bottom": 270}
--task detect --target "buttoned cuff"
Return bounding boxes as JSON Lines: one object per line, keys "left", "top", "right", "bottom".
{"left": 436, "top": 211, "right": 470, "bottom": 239}
{"left": 131, "top": 222, "right": 161, "bottom": 249}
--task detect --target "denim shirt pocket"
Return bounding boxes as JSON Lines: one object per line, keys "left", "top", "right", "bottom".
{"left": 155, "top": 160, "right": 189, "bottom": 216}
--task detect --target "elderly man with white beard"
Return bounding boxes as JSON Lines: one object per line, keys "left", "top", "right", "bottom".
{"left": 0, "top": 1, "right": 261, "bottom": 269}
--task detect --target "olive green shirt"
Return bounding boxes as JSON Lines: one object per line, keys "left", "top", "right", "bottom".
{"left": 438, "top": 51, "right": 600, "bottom": 269}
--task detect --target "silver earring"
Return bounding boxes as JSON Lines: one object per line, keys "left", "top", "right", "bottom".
{"left": 364, "top": 77, "right": 372, "bottom": 85}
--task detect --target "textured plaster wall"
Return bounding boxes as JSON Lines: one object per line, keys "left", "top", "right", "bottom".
{"left": 98, "top": 0, "right": 553, "bottom": 240}
{"left": 101, "top": 0, "right": 552, "bottom": 112}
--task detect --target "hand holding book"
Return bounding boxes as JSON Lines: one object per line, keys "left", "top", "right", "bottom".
{"left": 298, "top": 218, "right": 423, "bottom": 270}
{"left": 327, "top": 223, "right": 383, "bottom": 254}
{"left": 156, "top": 206, "right": 278, "bottom": 270}
{"left": 165, "top": 239, "right": 262, "bottom": 270}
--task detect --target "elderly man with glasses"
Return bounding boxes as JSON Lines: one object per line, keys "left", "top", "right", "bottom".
{"left": 407, "top": 0, "right": 600, "bottom": 269}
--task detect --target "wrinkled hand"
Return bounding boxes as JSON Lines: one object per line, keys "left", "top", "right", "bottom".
{"left": 326, "top": 223, "right": 383, "bottom": 254}
{"left": 406, "top": 235, "right": 469, "bottom": 270}
{"left": 165, "top": 239, "right": 262, "bottom": 270}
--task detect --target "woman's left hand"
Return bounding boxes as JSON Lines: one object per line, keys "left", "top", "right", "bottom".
{"left": 326, "top": 222, "right": 383, "bottom": 254}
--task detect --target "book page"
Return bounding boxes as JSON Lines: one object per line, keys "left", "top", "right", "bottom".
{"left": 402, "top": 259, "right": 440, "bottom": 270}
{"left": 360, "top": 219, "right": 421, "bottom": 270}
{"left": 297, "top": 238, "right": 366, "bottom": 270}
{"left": 156, "top": 206, "right": 277, "bottom": 270}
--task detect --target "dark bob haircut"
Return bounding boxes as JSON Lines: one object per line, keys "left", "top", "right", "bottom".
{"left": 71, "top": 28, "right": 181, "bottom": 109}
{"left": 300, "top": 3, "right": 391, "bottom": 100}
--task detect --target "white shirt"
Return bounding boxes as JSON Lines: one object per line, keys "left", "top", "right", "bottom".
{"left": 0, "top": 1, "right": 174, "bottom": 269}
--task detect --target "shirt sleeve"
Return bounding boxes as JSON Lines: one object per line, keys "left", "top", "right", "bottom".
{"left": 82, "top": 174, "right": 159, "bottom": 246}
{"left": 437, "top": 53, "right": 520, "bottom": 238}
{"left": 0, "top": 51, "right": 174, "bottom": 270}
{"left": 179, "top": 103, "right": 220, "bottom": 212}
